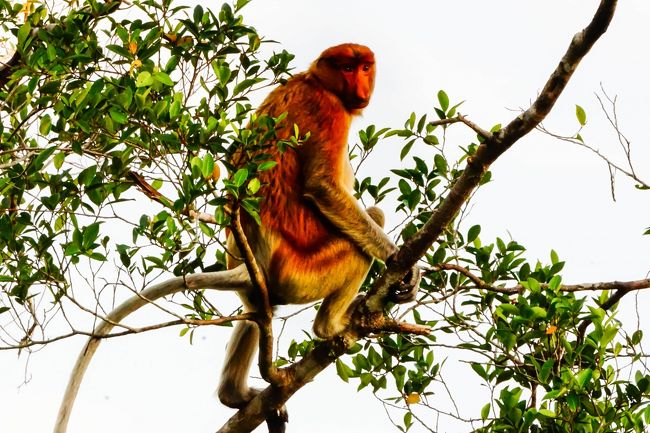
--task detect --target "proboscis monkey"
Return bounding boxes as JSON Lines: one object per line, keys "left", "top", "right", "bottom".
{"left": 218, "top": 43, "right": 420, "bottom": 415}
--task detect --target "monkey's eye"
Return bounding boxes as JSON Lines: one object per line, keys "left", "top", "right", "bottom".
{"left": 362, "top": 64, "right": 371, "bottom": 72}
{"left": 341, "top": 65, "right": 354, "bottom": 72}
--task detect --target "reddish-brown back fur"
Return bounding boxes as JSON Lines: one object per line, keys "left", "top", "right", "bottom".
{"left": 236, "top": 44, "right": 376, "bottom": 298}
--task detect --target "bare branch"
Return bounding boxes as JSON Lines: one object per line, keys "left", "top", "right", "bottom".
{"left": 1, "top": 314, "right": 253, "bottom": 351}
{"left": 54, "top": 265, "right": 252, "bottom": 433}
{"left": 128, "top": 171, "right": 219, "bottom": 224}
{"left": 429, "top": 114, "right": 493, "bottom": 140}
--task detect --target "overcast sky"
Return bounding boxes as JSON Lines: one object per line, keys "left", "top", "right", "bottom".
{"left": 2, "top": 1, "right": 650, "bottom": 432}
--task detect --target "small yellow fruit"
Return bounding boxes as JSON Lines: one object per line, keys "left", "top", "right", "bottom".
{"left": 405, "top": 392, "right": 420, "bottom": 405}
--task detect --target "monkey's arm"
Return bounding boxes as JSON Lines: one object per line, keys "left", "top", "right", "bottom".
{"left": 303, "top": 171, "right": 397, "bottom": 262}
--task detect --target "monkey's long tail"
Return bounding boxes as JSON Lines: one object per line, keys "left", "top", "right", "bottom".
{"left": 53, "top": 265, "right": 251, "bottom": 433}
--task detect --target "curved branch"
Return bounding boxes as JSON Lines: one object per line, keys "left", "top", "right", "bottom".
{"left": 230, "top": 206, "right": 286, "bottom": 387}
{"left": 54, "top": 265, "right": 251, "bottom": 433}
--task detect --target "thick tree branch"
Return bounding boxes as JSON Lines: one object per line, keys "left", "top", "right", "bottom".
{"left": 216, "top": 312, "right": 428, "bottom": 433}
{"left": 366, "top": 0, "right": 617, "bottom": 310}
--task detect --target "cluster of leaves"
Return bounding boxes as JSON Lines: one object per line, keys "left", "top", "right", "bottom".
{"left": 2, "top": 1, "right": 649, "bottom": 432}
{"left": 338, "top": 103, "right": 650, "bottom": 432}
{"left": 0, "top": 0, "right": 293, "bottom": 328}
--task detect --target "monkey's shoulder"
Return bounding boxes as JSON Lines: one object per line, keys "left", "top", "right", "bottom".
{"left": 259, "top": 72, "right": 344, "bottom": 119}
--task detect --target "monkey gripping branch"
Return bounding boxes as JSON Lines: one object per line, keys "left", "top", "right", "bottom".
{"left": 3, "top": 0, "right": 650, "bottom": 433}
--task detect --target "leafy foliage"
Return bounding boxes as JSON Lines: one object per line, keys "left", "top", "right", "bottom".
{"left": 1, "top": 1, "right": 648, "bottom": 432}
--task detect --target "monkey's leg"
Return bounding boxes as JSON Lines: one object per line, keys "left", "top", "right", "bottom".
{"left": 311, "top": 205, "right": 386, "bottom": 338}
{"left": 313, "top": 257, "right": 372, "bottom": 338}
{"left": 218, "top": 308, "right": 289, "bottom": 433}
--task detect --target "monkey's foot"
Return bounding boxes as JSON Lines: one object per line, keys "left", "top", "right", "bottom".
{"left": 388, "top": 265, "right": 421, "bottom": 303}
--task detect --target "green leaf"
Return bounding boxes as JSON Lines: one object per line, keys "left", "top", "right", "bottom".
{"left": 33, "top": 146, "right": 57, "bottom": 170}
{"left": 471, "top": 362, "right": 487, "bottom": 380}
{"left": 400, "top": 139, "right": 415, "bottom": 160}
{"left": 437, "top": 90, "right": 449, "bottom": 112}
{"left": 169, "top": 100, "right": 181, "bottom": 118}
{"left": 539, "top": 359, "right": 554, "bottom": 383}
{"left": 499, "top": 304, "right": 519, "bottom": 316}
{"left": 235, "top": 0, "right": 252, "bottom": 11}
{"left": 135, "top": 71, "right": 154, "bottom": 88}
{"left": 82, "top": 222, "right": 101, "bottom": 248}
{"left": 216, "top": 63, "right": 231, "bottom": 85}
{"left": 434, "top": 154, "right": 448, "bottom": 174}
{"left": 575, "top": 104, "right": 587, "bottom": 126}
{"left": 257, "top": 161, "right": 277, "bottom": 171}
{"left": 109, "top": 107, "right": 128, "bottom": 124}
{"left": 576, "top": 368, "right": 593, "bottom": 389}
{"left": 530, "top": 306, "right": 547, "bottom": 319}
{"left": 233, "top": 168, "right": 249, "bottom": 187}
{"left": 78, "top": 166, "right": 97, "bottom": 187}
{"left": 467, "top": 225, "right": 481, "bottom": 243}
{"left": 233, "top": 78, "right": 262, "bottom": 95}
{"left": 17, "top": 22, "right": 32, "bottom": 48}
{"left": 481, "top": 403, "right": 490, "bottom": 421}
{"left": 193, "top": 5, "right": 204, "bottom": 23}
{"left": 201, "top": 154, "right": 215, "bottom": 179}
{"left": 39, "top": 114, "right": 52, "bottom": 135}
{"left": 153, "top": 72, "right": 174, "bottom": 86}
{"left": 247, "top": 178, "right": 260, "bottom": 194}
{"left": 53, "top": 152, "right": 65, "bottom": 169}
{"left": 538, "top": 409, "right": 556, "bottom": 418}
{"left": 550, "top": 249, "right": 559, "bottom": 264}
{"left": 335, "top": 359, "right": 353, "bottom": 382}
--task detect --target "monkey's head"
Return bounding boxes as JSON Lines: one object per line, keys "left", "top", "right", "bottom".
{"left": 311, "top": 43, "right": 375, "bottom": 113}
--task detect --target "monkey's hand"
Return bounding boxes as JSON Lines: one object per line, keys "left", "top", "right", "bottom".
{"left": 387, "top": 264, "right": 421, "bottom": 303}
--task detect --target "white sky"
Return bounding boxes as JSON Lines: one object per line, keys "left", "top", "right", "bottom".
{"left": 2, "top": 1, "right": 650, "bottom": 432}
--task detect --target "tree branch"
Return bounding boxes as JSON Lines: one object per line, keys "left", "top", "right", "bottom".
{"left": 230, "top": 206, "right": 287, "bottom": 387}
{"left": 427, "top": 264, "right": 650, "bottom": 296}
{"left": 54, "top": 265, "right": 252, "bottom": 433}
{"left": 128, "top": 171, "right": 218, "bottom": 224}
{"left": 366, "top": 0, "right": 618, "bottom": 310}
{"left": 430, "top": 114, "right": 493, "bottom": 140}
